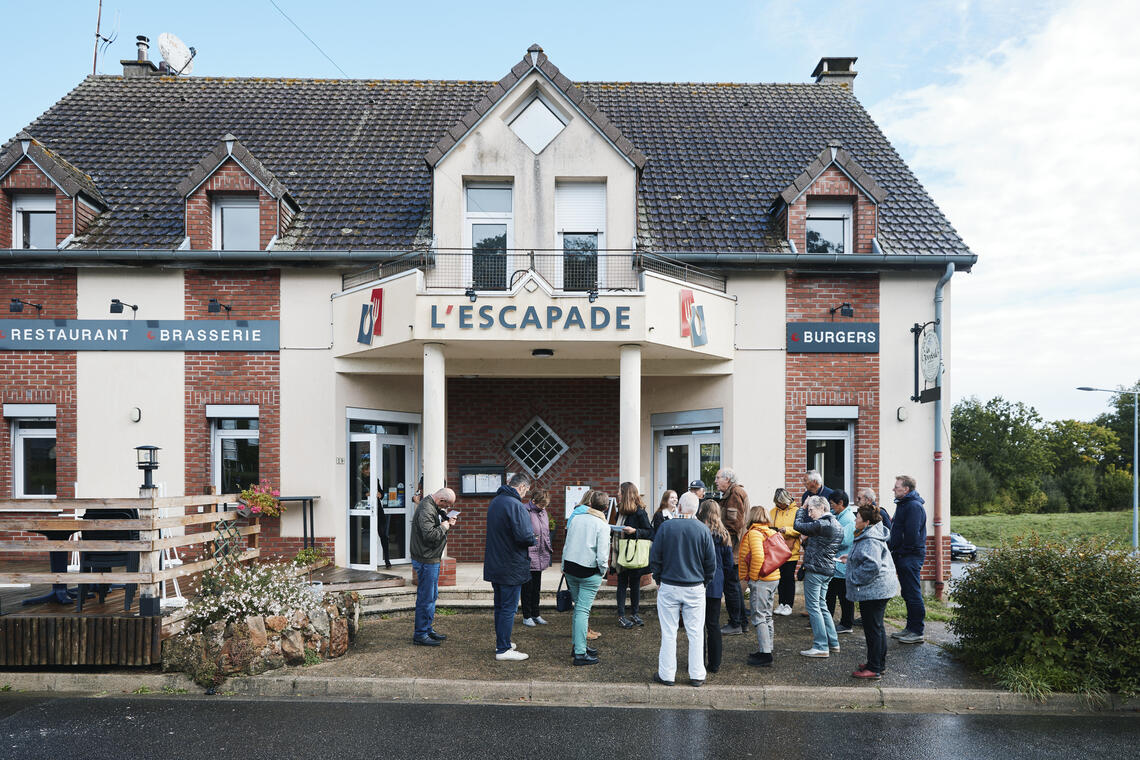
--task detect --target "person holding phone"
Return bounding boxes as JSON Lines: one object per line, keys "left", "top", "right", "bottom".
{"left": 562, "top": 490, "right": 612, "bottom": 665}
{"left": 409, "top": 487, "right": 457, "bottom": 647}
{"left": 614, "top": 482, "right": 653, "bottom": 628}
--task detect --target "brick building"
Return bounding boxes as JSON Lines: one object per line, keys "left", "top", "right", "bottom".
{"left": 0, "top": 44, "right": 973, "bottom": 589}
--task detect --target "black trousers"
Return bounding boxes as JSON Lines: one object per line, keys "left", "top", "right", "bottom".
{"left": 724, "top": 567, "right": 746, "bottom": 627}
{"left": 520, "top": 570, "right": 543, "bottom": 619}
{"left": 859, "top": 597, "right": 889, "bottom": 674}
{"left": 777, "top": 559, "right": 798, "bottom": 607}
{"left": 616, "top": 568, "right": 643, "bottom": 617}
{"left": 826, "top": 576, "right": 854, "bottom": 627}
{"left": 704, "top": 596, "right": 723, "bottom": 672}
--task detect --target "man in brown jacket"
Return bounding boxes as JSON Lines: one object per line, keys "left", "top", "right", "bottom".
{"left": 715, "top": 468, "right": 750, "bottom": 635}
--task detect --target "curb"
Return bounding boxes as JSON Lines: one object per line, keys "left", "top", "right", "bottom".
{"left": 2, "top": 671, "right": 1137, "bottom": 716}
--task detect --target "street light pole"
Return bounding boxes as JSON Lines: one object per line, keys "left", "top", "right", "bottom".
{"left": 1077, "top": 386, "right": 1139, "bottom": 552}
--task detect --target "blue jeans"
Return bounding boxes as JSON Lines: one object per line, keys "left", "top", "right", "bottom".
{"left": 411, "top": 560, "right": 440, "bottom": 640}
{"left": 566, "top": 572, "right": 603, "bottom": 655}
{"left": 492, "top": 583, "right": 522, "bottom": 653}
{"left": 894, "top": 552, "right": 926, "bottom": 635}
{"left": 803, "top": 571, "right": 838, "bottom": 651}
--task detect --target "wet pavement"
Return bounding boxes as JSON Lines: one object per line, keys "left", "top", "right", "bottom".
{"left": 1, "top": 694, "right": 1136, "bottom": 759}
{"left": 295, "top": 599, "right": 992, "bottom": 690}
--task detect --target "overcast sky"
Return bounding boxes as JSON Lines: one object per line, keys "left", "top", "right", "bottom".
{"left": 2, "top": 0, "right": 1136, "bottom": 422}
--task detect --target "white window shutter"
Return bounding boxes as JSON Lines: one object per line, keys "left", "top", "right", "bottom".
{"left": 555, "top": 183, "right": 605, "bottom": 233}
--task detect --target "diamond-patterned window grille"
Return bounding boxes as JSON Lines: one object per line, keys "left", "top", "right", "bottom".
{"left": 508, "top": 416, "right": 569, "bottom": 478}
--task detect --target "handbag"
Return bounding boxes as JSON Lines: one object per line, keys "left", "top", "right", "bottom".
{"left": 617, "top": 538, "right": 652, "bottom": 570}
{"left": 759, "top": 529, "right": 792, "bottom": 577}
{"left": 796, "top": 563, "right": 806, "bottom": 581}
{"left": 556, "top": 573, "right": 574, "bottom": 612}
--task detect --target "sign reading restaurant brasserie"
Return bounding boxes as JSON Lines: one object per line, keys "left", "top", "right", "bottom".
{"left": 786, "top": 322, "right": 879, "bottom": 353}
{"left": 0, "top": 319, "right": 280, "bottom": 351}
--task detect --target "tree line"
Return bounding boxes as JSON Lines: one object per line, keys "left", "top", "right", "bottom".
{"left": 950, "top": 382, "right": 1137, "bottom": 515}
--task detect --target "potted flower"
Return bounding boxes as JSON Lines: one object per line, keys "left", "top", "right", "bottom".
{"left": 238, "top": 480, "right": 283, "bottom": 518}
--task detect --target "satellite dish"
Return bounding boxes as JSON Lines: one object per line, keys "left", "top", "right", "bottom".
{"left": 158, "top": 32, "right": 194, "bottom": 75}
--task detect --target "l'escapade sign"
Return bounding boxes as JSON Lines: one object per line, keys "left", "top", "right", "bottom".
{"left": 0, "top": 319, "right": 280, "bottom": 351}
{"left": 786, "top": 322, "right": 879, "bottom": 353}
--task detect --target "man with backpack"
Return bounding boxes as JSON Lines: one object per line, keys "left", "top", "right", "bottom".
{"left": 737, "top": 504, "right": 791, "bottom": 667}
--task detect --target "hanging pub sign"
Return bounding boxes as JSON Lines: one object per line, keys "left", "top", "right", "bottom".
{"left": 910, "top": 320, "right": 941, "bottom": 403}
{"left": 786, "top": 322, "right": 879, "bottom": 353}
{"left": 0, "top": 319, "right": 280, "bottom": 351}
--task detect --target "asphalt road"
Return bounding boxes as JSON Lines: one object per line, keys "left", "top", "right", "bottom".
{"left": 1, "top": 694, "right": 1136, "bottom": 760}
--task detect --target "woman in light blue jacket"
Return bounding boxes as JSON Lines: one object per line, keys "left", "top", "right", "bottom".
{"left": 561, "top": 490, "right": 612, "bottom": 666}
{"left": 842, "top": 503, "right": 899, "bottom": 680}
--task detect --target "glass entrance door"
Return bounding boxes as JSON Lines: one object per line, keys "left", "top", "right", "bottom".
{"left": 806, "top": 422, "right": 853, "bottom": 495}
{"left": 348, "top": 433, "right": 414, "bottom": 569}
{"left": 656, "top": 431, "right": 721, "bottom": 504}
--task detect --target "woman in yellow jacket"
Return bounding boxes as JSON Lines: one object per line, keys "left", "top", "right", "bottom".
{"left": 739, "top": 504, "right": 781, "bottom": 667}
{"left": 770, "top": 488, "right": 801, "bottom": 616}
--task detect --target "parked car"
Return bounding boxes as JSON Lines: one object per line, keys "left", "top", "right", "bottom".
{"left": 950, "top": 532, "right": 977, "bottom": 561}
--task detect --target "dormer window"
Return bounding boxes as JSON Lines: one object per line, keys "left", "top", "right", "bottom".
{"left": 212, "top": 195, "right": 259, "bottom": 250}
{"left": 12, "top": 194, "right": 56, "bottom": 249}
{"left": 806, "top": 199, "right": 853, "bottom": 254}
{"left": 507, "top": 91, "right": 568, "bottom": 154}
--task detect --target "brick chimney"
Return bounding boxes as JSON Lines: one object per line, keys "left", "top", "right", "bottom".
{"left": 121, "top": 35, "right": 160, "bottom": 77}
{"left": 812, "top": 57, "right": 858, "bottom": 91}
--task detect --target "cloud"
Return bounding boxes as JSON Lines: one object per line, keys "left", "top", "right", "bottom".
{"left": 871, "top": 0, "right": 1140, "bottom": 422}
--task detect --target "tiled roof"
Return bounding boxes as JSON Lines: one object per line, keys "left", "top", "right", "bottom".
{"left": 779, "top": 141, "right": 888, "bottom": 206}
{"left": 4, "top": 72, "right": 970, "bottom": 256}
{"left": 175, "top": 133, "right": 292, "bottom": 201}
{"left": 0, "top": 131, "right": 106, "bottom": 207}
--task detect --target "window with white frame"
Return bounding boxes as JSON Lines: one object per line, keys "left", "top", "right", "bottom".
{"left": 212, "top": 195, "right": 260, "bottom": 251}
{"left": 12, "top": 418, "right": 57, "bottom": 497}
{"left": 465, "top": 183, "right": 513, "bottom": 290}
{"left": 509, "top": 417, "right": 568, "bottom": 478}
{"left": 555, "top": 182, "right": 605, "bottom": 291}
{"left": 507, "top": 91, "right": 568, "bottom": 154}
{"left": 211, "top": 416, "right": 259, "bottom": 494}
{"left": 806, "top": 199, "right": 853, "bottom": 254}
{"left": 12, "top": 194, "right": 56, "bottom": 250}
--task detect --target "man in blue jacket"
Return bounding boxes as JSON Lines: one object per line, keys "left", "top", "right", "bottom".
{"left": 483, "top": 473, "right": 536, "bottom": 661}
{"left": 888, "top": 475, "right": 927, "bottom": 644}
{"left": 801, "top": 469, "right": 835, "bottom": 505}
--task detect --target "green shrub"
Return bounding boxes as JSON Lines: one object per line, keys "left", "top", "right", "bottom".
{"left": 951, "top": 460, "right": 995, "bottom": 515}
{"left": 1099, "top": 465, "right": 1133, "bottom": 510}
{"left": 1038, "top": 476, "right": 1069, "bottom": 514}
{"left": 1058, "top": 466, "right": 1097, "bottom": 512}
{"left": 950, "top": 535, "right": 1140, "bottom": 698}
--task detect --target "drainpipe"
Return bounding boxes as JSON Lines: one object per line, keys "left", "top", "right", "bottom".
{"left": 932, "top": 262, "right": 954, "bottom": 600}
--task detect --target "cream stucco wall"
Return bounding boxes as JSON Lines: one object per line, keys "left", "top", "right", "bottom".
{"left": 75, "top": 270, "right": 185, "bottom": 497}
{"left": 432, "top": 71, "right": 638, "bottom": 257}
{"left": 879, "top": 272, "right": 951, "bottom": 530}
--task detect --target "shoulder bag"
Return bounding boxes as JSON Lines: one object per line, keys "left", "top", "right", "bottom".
{"left": 759, "top": 529, "right": 792, "bottom": 576}
{"left": 618, "top": 536, "right": 652, "bottom": 570}
{"left": 556, "top": 573, "right": 574, "bottom": 612}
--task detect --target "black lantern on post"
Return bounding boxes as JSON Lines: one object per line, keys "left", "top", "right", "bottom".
{"left": 135, "top": 445, "right": 160, "bottom": 490}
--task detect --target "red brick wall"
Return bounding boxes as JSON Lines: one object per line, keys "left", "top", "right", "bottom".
{"left": 0, "top": 270, "right": 78, "bottom": 558}
{"left": 75, "top": 198, "right": 99, "bottom": 235}
{"left": 784, "top": 274, "right": 880, "bottom": 498}
{"left": 1, "top": 158, "right": 69, "bottom": 246}
{"left": 444, "top": 378, "right": 621, "bottom": 562}
{"left": 185, "top": 159, "right": 278, "bottom": 250}
{"left": 786, "top": 166, "right": 877, "bottom": 254}
{"left": 922, "top": 535, "right": 951, "bottom": 582}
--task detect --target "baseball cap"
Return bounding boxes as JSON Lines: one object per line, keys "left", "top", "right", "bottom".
{"left": 688, "top": 479, "right": 707, "bottom": 491}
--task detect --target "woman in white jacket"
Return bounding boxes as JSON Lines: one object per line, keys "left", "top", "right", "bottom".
{"left": 561, "top": 490, "right": 612, "bottom": 666}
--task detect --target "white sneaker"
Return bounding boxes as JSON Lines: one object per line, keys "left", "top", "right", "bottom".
{"left": 510, "top": 641, "right": 518, "bottom": 650}
{"left": 799, "top": 648, "right": 830, "bottom": 658}
{"left": 830, "top": 645, "right": 841, "bottom": 653}
{"left": 523, "top": 617, "right": 536, "bottom": 627}
{"left": 496, "top": 649, "right": 529, "bottom": 661}
{"left": 534, "top": 616, "right": 548, "bottom": 625}
{"left": 776, "top": 604, "right": 790, "bottom": 616}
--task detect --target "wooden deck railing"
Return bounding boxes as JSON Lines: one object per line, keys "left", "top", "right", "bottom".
{"left": 0, "top": 495, "right": 259, "bottom": 615}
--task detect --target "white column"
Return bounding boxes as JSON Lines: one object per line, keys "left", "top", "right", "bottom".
{"left": 422, "top": 343, "right": 446, "bottom": 491}
{"left": 619, "top": 344, "right": 642, "bottom": 485}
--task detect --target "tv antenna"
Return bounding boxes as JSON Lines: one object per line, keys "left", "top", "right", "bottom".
{"left": 91, "top": 0, "right": 119, "bottom": 75}
{"left": 158, "top": 32, "right": 196, "bottom": 75}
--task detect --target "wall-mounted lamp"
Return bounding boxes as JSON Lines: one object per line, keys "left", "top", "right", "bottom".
{"left": 207, "top": 298, "right": 232, "bottom": 317}
{"left": 465, "top": 287, "right": 477, "bottom": 303}
{"left": 531, "top": 348, "right": 554, "bottom": 358}
{"left": 588, "top": 289, "right": 599, "bottom": 303}
{"left": 110, "top": 298, "right": 139, "bottom": 317}
{"left": 130, "top": 407, "right": 142, "bottom": 423}
{"left": 829, "top": 302, "right": 855, "bottom": 318}
{"left": 9, "top": 298, "right": 42, "bottom": 314}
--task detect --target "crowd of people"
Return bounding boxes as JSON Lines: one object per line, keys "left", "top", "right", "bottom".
{"left": 408, "top": 467, "right": 929, "bottom": 685}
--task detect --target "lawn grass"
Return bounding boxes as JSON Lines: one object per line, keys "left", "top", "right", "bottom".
{"left": 951, "top": 510, "right": 1133, "bottom": 549}
{"left": 885, "top": 594, "right": 955, "bottom": 623}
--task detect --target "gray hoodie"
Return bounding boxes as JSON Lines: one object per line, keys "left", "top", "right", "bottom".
{"left": 844, "top": 521, "right": 899, "bottom": 602}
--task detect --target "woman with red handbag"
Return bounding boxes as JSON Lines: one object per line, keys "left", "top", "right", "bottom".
{"left": 738, "top": 504, "right": 785, "bottom": 667}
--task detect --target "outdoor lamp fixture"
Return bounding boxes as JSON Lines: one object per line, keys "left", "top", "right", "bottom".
{"left": 1077, "top": 385, "right": 1139, "bottom": 553}
{"left": 110, "top": 298, "right": 138, "bottom": 317}
{"left": 531, "top": 348, "right": 554, "bottom": 358}
{"left": 830, "top": 302, "right": 855, "bottom": 318}
{"left": 465, "top": 287, "right": 477, "bottom": 303}
{"left": 135, "top": 444, "right": 160, "bottom": 490}
{"left": 207, "top": 298, "right": 232, "bottom": 317}
{"left": 588, "top": 289, "right": 599, "bottom": 303}
{"left": 9, "top": 298, "right": 42, "bottom": 314}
